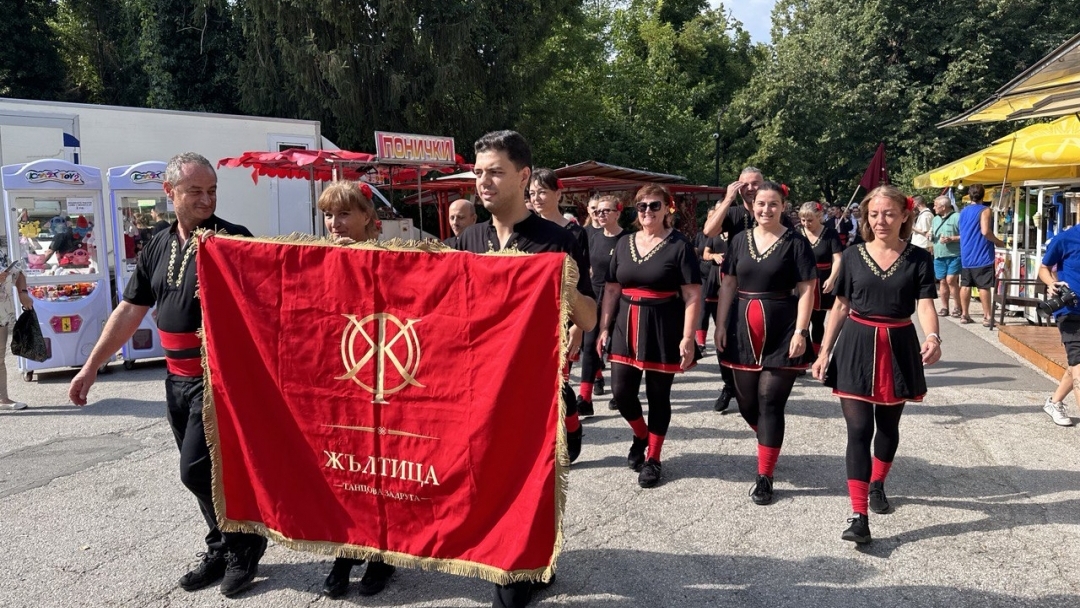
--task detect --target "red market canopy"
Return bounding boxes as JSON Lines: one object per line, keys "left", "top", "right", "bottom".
{"left": 217, "top": 149, "right": 470, "bottom": 184}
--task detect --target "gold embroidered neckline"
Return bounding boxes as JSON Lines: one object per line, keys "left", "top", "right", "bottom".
{"left": 167, "top": 237, "right": 196, "bottom": 287}
{"left": 859, "top": 243, "right": 910, "bottom": 279}
{"left": 630, "top": 232, "right": 671, "bottom": 263}
{"left": 799, "top": 225, "right": 824, "bottom": 247}
{"left": 748, "top": 228, "right": 787, "bottom": 262}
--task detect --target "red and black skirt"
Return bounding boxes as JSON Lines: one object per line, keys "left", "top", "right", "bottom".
{"left": 721, "top": 291, "right": 814, "bottom": 371}
{"left": 610, "top": 287, "right": 698, "bottom": 373}
{"left": 814, "top": 262, "right": 835, "bottom": 311}
{"left": 824, "top": 313, "right": 926, "bottom": 405}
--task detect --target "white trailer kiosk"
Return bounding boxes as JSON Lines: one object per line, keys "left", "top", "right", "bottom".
{"left": 2, "top": 159, "right": 113, "bottom": 380}
{"left": 107, "top": 161, "right": 172, "bottom": 368}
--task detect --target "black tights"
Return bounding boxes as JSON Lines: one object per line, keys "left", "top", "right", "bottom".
{"left": 611, "top": 363, "right": 675, "bottom": 435}
{"left": 732, "top": 369, "right": 798, "bottom": 448}
{"left": 809, "top": 309, "right": 827, "bottom": 348}
{"left": 700, "top": 300, "right": 717, "bottom": 332}
{"left": 581, "top": 303, "right": 604, "bottom": 383}
{"left": 842, "top": 398, "right": 904, "bottom": 481}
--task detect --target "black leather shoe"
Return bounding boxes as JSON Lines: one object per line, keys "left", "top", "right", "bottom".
{"left": 842, "top": 513, "right": 872, "bottom": 544}
{"left": 322, "top": 557, "right": 356, "bottom": 598}
{"left": 567, "top": 427, "right": 583, "bottom": 463}
{"left": 749, "top": 474, "right": 774, "bottom": 505}
{"left": 868, "top": 481, "right": 891, "bottom": 514}
{"left": 638, "top": 459, "right": 662, "bottom": 488}
{"left": 493, "top": 581, "right": 533, "bottom": 608}
{"left": 576, "top": 396, "right": 594, "bottom": 418}
{"left": 178, "top": 549, "right": 226, "bottom": 591}
{"left": 714, "top": 386, "right": 733, "bottom": 412}
{"left": 595, "top": 375, "right": 605, "bottom": 395}
{"left": 219, "top": 536, "right": 267, "bottom": 597}
{"left": 627, "top": 436, "right": 648, "bottom": 471}
{"left": 607, "top": 398, "right": 619, "bottom": 411}
{"left": 358, "top": 561, "right": 394, "bottom": 596}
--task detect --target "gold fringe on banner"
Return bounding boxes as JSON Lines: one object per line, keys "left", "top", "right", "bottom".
{"left": 198, "top": 232, "right": 575, "bottom": 586}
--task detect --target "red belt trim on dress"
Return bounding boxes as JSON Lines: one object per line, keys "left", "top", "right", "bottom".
{"left": 159, "top": 330, "right": 203, "bottom": 377}
{"left": 849, "top": 313, "right": 912, "bottom": 329}
{"left": 622, "top": 288, "right": 677, "bottom": 299}
{"left": 816, "top": 262, "right": 832, "bottom": 270}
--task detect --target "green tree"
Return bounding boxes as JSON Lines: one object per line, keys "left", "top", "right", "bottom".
{"left": 139, "top": 0, "right": 241, "bottom": 112}
{"left": 0, "top": 0, "right": 68, "bottom": 100}
{"left": 51, "top": 0, "right": 148, "bottom": 105}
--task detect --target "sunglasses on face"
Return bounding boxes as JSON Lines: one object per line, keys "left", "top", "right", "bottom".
{"left": 595, "top": 208, "right": 617, "bottom": 215}
{"left": 636, "top": 200, "right": 664, "bottom": 213}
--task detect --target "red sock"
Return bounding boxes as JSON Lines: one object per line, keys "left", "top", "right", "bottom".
{"left": 628, "top": 417, "right": 648, "bottom": 440}
{"left": 562, "top": 363, "right": 571, "bottom": 381}
{"left": 757, "top": 444, "right": 781, "bottom": 477}
{"left": 595, "top": 370, "right": 603, "bottom": 381}
{"left": 750, "top": 424, "right": 758, "bottom": 433}
{"left": 647, "top": 433, "right": 665, "bottom": 461}
{"left": 580, "top": 382, "right": 594, "bottom": 402}
{"left": 695, "top": 329, "right": 707, "bottom": 346}
{"left": 872, "top": 457, "right": 892, "bottom": 483}
{"left": 565, "top": 413, "right": 581, "bottom": 433}
{"left": 848, "top": 479, "right": 869, "bottom": 515}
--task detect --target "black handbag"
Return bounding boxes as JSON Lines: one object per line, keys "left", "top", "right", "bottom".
{"left": 11, "top": 308, "right": 48, "bottom": 362}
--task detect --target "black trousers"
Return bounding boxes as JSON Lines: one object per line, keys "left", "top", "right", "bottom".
{"left": 165, "top": 375, "right": 262, "bottom": 552}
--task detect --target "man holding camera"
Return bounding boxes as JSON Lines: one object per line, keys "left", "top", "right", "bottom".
{"left": 1038, "top": 225, "right": 1080, "bottom": 427}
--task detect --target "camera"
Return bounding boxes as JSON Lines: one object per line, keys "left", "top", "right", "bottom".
{"left": 1039, "top": 283, "right": 1079, "bottom": 315}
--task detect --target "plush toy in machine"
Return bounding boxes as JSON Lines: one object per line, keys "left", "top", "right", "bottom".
{"left": 25, "top": 253, "right": 48, "bottom": 270}
{"left": 59, "top": 246, "right": 91, "bottom": 268}
{"left": 18, "top": 221, "right": 40, "bottom": 239}
{"left": 73, "top": 215, "right": 91, "bottom": 241}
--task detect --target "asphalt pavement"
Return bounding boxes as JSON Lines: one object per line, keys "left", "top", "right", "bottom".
{"left": 1, "top": 302, "right": 1077, "bottom": 608}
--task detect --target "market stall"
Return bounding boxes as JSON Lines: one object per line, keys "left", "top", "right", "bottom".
{"left": 2, "top": 159, "right": 112, "bottom": 380}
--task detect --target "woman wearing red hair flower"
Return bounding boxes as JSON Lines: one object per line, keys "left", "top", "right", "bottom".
{"left": 811, "top": 184, "right": 940, "bottom": 545}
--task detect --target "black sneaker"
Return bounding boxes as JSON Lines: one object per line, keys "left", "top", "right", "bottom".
{"left": 219, "top": 537, "right": 267, "bottom": 597}
{"left": 595, "top": 375, "right": 605, "bottom": 395}
{"left": 749, "top": 474, "right": 774, "bottom": 505}
{"left": 567, "top": 427, "right": 582, "bottom": 463}
{"left": 627, "top": 436, "right": 648, "bottom": 471}
{"left": 714, "top": 386, "right": 733, "bottom": 412}
{"left": 358, "top": 561, "right": 395, "bottom": 596}
{"left": 841, "top": 513, "right": 872, "bottom": 544}
{"left": 493, "top": 580, "right": 533, "bottom": 608}
{"left": 868, "top": 481, "right": 891, "bottom": 514}
{"left": 608, "top": 398, "right": 619, "bottom": 411}
{"left": 638, "top": 459, "right": 662, "bottom": 488}
{"left": 576, "top": 396, "right": 594, "bottom": 418}
{"left": 323, "top": 557, "right": 356, "bottom": 598}
{"left": 178, "top": 549, "right": 226, "bottom": 591}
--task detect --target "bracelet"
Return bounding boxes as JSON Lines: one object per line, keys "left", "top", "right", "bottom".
{"left": 926, "top": 333, "right": 942, "bottom": 344}
{"left": 18, "top": 289, "right": 27, "bottom": 293}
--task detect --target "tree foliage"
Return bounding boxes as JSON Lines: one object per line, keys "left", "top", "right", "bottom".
{"left": 0, "top": 0, "right": 68, "bottom": 100}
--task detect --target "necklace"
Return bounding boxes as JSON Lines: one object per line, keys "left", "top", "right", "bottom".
{"left": 167, "top": 238, "right": 196, "bottom": 288}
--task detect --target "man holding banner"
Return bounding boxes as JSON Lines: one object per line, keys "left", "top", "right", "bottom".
{"left": 456, "top": 129, "right": 597, "bottom": 608}
{"left": 66, "top": 153, "right": 266, "bottom": 597}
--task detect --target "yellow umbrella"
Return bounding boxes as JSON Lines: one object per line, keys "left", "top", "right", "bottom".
{"left": 913, "top": 115, "right": 1080, "bottom": 188}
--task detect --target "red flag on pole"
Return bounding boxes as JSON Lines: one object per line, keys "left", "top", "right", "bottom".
{"left": 858, "top": 143, "right": 889, "bottom": 191}
{"left": 198, "top": 235, "right": 572, "bottom": 584}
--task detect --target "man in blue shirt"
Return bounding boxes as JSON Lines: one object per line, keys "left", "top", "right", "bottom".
{"left": 958, "top": 184, "right": 1005, "bottom": 326}
{"left": 1038, "top": 223, "right": 1080, "bottom": 427}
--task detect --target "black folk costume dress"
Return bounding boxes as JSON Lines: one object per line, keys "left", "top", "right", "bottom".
{"left": 720, "top": 228, "right": 817, "bottom": 371}
{"left": 797, "top": 225, "right": 844, "bottom": 311}
{"left": 608, "top": 231, "right": 701, "bottom": 373}
{"left": 824, "top": 243, "right": 936, "bottom": 405}
{"left": 702, "top": 235, "right": 727, "bottom": 306}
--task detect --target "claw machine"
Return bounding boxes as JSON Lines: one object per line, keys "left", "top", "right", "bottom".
{"left": 2, "top": 159, "right": 113, "bottom": 380}
{"left": 108, "top": 162, "right": 171, "bottom": 369}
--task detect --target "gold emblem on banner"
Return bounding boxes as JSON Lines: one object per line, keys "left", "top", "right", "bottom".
{"left": 337, "top": 313, "right": 424, "bottom": 403}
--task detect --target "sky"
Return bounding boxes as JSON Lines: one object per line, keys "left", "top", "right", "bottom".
{"left": 712, "top": 0, "right": 776, "bottom": 45}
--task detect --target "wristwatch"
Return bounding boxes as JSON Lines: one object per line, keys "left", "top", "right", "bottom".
{"left": 797, "top": 328, "right": 810, "bottom": 339}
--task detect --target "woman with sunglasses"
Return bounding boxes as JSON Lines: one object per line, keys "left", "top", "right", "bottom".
{"left": 796, "top": 202, "right": 844, "bottom": 355}
{"left": 579, "top": 195, "right": 626, "bottom": 414}
{"left": 598, "top": 185, "right": 701, "bottom": 488}
{"left": 812, "top": 186, "right": 939, "bottom": 544}
{"left": 716, "top": 181, "right": 817, "bottom": 506}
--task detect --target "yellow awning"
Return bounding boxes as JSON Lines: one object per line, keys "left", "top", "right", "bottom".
{"left": 914, "top": 115, "right": 1080, "bottom": 188}
{"left": 938, "top": 32, "right": 1080, "bottom": 126}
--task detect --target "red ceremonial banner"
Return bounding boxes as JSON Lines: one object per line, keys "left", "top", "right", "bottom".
{"left": 197, "top": 235, "right": 572, "bottom": 584}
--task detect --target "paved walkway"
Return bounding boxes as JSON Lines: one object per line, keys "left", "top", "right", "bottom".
{"left": 1, "top": 302, "right": 1077, "bottom": 607}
